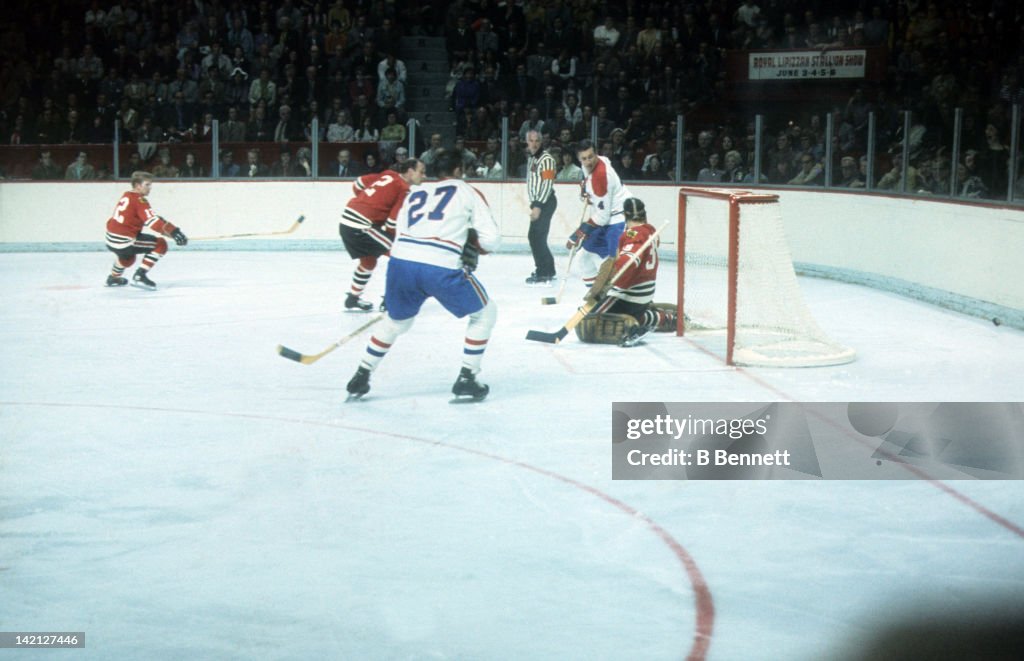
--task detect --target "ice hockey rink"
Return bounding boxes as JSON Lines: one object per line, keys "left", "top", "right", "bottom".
{"left": 1, "top": 249, "right": 1022, "bottom": 660}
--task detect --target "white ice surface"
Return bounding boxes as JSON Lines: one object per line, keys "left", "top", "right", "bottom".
{"left": 1, "top": 251, "right": 1023, "bottom": 660}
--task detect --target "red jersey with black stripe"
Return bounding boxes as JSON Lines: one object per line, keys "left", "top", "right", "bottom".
{"left": 105, "top": 191, "right": 173, "bottom": 248}
{"left": 609, "top": 223, "right": 659, "bottom": 303}
{"left": 343, "top": 170, "right": 410, "bottom": 230}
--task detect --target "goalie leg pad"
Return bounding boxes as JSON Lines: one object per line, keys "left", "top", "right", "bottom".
{"left": 575, "top": 313, "right": 639, "bottom": 344}
{"left": 584, "top": 257, "right": 617, "bottom": 302}
{"left": 650, "top": 303, "right": 678, "bottom": 332}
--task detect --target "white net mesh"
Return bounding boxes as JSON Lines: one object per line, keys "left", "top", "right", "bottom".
{"left": 679, "top": 189, "right": 855, "bottom": 367}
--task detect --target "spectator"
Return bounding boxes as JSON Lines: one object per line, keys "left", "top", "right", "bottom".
{"left": 269, "top": 149, "right": 302, "bottom": 177}
{"left": 62, "top": 110, "right": 86, "bottom": 144}
{"left": 641, "top": 153, "right": 672, "bottom": 181}
{"left": 389, "top": 147, "right": 411, "bottom": 171}
{"left": 152, "top": 149, "right": 180, "bottom": 178}
{"left": 295, "top": 147, "right": 314, "bottom": 177}
{"left": 249, "top": 68, "right": 277, "bottom": 110}
{"left": 380, "top": 112, "right": 406, "bottom": 143}
{"left": 475, "top": 151, "right": 504, "bottom": 179}
{"left": 452, "top": 67, "right": 480, "bottom": 118}
{"left": 789, "top": 154, "right": 824, "bottom": 186}
{"left": 246, "top": 105, "right": 272, "bottom": 142}
{"left": 838, "top": 156, "right": 865, "bottom": 187}
{"left": 981, "top": 123, "right": 1010, "bottom": 198}
{"left": 593, "top": 16, "right": 620, "bottom": 51}
{"left": 418, "top": 133, "right": 444, "bottom": 173}
{"left": 354, "top": 116, "right": 379, "bottom": 142}
{"left": 327, "top": 110, "right": 355, "bottom": 143}
{"left": 877, "top": 153, "right": 918, "bottom": 192}
{"left": 518, "top": 107, "right": 546, "bottom": 142}
{"left": 697, "top": 153, "right": 726, "bottom": 182}
{"left": 555, "top": 148, "right": 583, "bottom": 181}
{"left": 376, "top": 67, "right": 406, "bottom": 115}
{"left": 333, "top": 148, "right": 361, "bottom": 178}
{"left": 179, "top": 152, "right": 206, "bottom": 178}
{"left": 724, "top": 150, "right": 747, "bottom": 183}
{"left": 221, "top": 106, "right": 247, "bottom": 143}
{"left": 65, "top": 151, "right": 96, "bottom": 180}
{"left": 362, "top": 151, "right": 383, "bottom": 174}
{"left": 272, "top": 105, "right": 301, "bottom": 143}
{"left": 377, "top": 53, "right": 407, "bottom": 85}
{"left": 218, "top": 149, "right": 241, "bottom": 177}
{"left": 243, "top": 148, "right": 268, "bottom": 177}
{"left": 31, "top": 151, "right": 62, "bottom": 180}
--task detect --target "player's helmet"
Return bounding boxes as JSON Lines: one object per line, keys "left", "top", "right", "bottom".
{"left": 623, "top": 198, "right": 647, "bottom": 222}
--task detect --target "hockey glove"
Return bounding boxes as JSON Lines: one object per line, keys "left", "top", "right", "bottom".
{"left": 461, "top": 229, "right": 480, "bottom": 273}
{"left": 171, "top": 228, "right": 188, "bottom": 246}
{"left": 566, "top": 221, "right": 596, "bottom": 250}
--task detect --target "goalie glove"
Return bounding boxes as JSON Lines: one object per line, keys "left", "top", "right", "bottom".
{"left": 566, "top": 220, "right": 598, "bottom": 249}
{"left": 171, "top": 228, "right": 188, "bottom": 246}
{"left": 461, "top": 228, "right": 481, "bottom": 273}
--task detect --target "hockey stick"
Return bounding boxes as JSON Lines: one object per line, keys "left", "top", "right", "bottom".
{"left": 526, "top": 221, "right": 668, "bottom": 344}
{"left": 192, "top": 215, "right": 306, "bottom": 241}
{"left": 540, "top": 242, "right": 579, "bottom": 305}
{"left": 541, "top": 199, "right": 590, "bottom": 305}
{"left": 277, "top": 313, "right": 384, "bottom": 365}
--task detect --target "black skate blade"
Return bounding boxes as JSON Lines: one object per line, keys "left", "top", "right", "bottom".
{"left": 345, "top": 393, "right": 368, "bottom": 402}
{"left": 130, "top": 281, "right": 157, "bottom": 291}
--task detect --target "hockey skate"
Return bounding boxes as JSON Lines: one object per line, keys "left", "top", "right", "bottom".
{"left": 131, "top": 269, "right": 157, "bottom": 290}
{"left": 525, "top": 272, "right": 554, "bottom": 287}
{"left": 451, "top": 367, "right": 489, "bottom": 403}
{"left": 620, "top": 325, "right": 652, "bottom": 348}
{"left": 346, "top": 366, "right": 371, "bottom": 401}
{"left": 345, "top": 293, "right": 373, "bottom": 312}
{"left": 106, "top": 275, "right": 128, "bottom": 287}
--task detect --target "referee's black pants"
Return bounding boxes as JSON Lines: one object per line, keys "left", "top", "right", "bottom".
{"left": 528, "top": 196, "right": 557, "bottom": 278}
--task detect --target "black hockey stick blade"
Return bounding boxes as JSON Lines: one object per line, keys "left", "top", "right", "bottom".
{"left": 525, "top": 327, "right": 569, "bottom": 344}
{"left": 276, "top": 344, "right": 308, "bottom": 363}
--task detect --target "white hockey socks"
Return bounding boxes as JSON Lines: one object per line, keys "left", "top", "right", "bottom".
{"left": 462, "top": 300, "right": 497, "bottom": 373}
{"left": 359, "top": 316, "right": 414, "bottom": 372}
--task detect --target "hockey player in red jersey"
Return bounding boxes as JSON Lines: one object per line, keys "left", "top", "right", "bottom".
{"left": 104, "top": 171, "right": 187, "bottom": 290}
{"left": 340, "top": 158, "right": 427, "bottom": 310}
{"left": 578, "top": 197, "right": 676, "bottom": 347}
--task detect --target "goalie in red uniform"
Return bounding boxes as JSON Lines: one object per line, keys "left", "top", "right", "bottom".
{"left": 577, "top": 197, "right": 676, "bottom": 346}
{"left": 104, "top": 171, "right": 187, "bottom": 290}
{"left": 340, "top": 158, "right": 427, "bottom": 310}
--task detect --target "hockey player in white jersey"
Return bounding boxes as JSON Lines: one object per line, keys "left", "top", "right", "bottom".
{"left": 568, "top": 139, "right": 633, "bottom": 287}
{"left": 346, "top": 149, "right": 501, "bottom": 402}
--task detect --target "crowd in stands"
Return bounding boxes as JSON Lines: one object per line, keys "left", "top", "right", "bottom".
{"left": 0, "top": 0, "right": 1022, "bottom": 199}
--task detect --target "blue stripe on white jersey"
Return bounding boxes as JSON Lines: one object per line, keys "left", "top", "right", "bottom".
{"left": 390, "top": 178, "right": 501, "bottom": 269}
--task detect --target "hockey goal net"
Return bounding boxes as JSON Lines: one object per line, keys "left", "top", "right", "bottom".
{"left": 676, "top": 187, "right": 855, "bottom": 367}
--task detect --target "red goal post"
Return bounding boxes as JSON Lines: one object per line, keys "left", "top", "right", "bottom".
{"left": 675, "top": 186, "right": 856, "bottom": 367}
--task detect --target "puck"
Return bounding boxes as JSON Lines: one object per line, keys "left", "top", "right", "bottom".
{"left": 992, "top": 318, "right": 1002, "bottom": 326}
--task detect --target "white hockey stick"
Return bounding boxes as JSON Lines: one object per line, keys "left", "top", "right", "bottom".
{"left": 541, "top": 199, "right": 590, "bottom": 305}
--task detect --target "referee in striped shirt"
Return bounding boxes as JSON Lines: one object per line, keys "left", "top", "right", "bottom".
{"left": 525, "top": 129, "right": 558, "bottom": 285}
